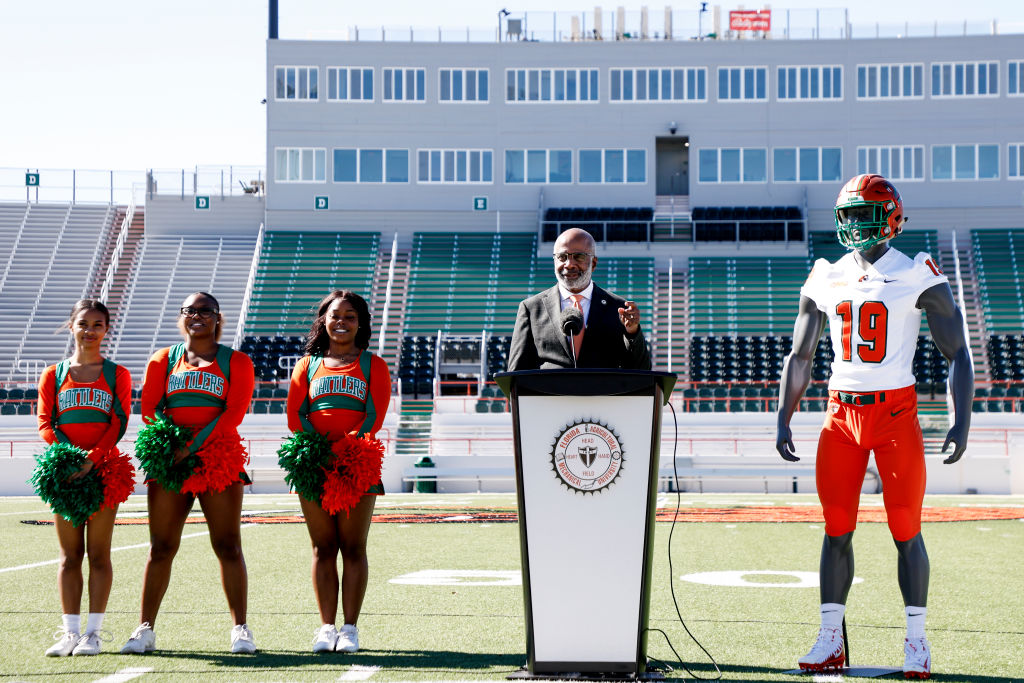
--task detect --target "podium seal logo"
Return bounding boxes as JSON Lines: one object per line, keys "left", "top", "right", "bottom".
{"left": 550, "top": 419, "right": 624, "bottom": 493}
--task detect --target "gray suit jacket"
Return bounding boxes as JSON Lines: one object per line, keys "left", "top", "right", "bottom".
{"left": 506, "top": 284, "right": 651, "bottom": 371}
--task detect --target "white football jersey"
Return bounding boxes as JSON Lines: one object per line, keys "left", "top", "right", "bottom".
{"left": 800, "top": 247, "right": 948, "bottom": 391}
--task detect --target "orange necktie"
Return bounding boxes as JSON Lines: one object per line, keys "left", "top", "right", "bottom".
{"left": 570, "top": 294, "right": 586, "bottom": 358}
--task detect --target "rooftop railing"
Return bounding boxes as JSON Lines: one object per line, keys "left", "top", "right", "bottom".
{"left": 0, "top": 165, "right": 265, "bottom": 206}
{"left": 339, "top": 7, "right": 1019, "bottom": 43}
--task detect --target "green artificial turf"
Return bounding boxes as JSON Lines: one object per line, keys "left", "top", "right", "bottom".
{"left": 0, "top": 493, "right": 1020, "bottom": 681}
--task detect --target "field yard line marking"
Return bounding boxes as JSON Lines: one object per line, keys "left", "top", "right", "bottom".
{"left": 92, "top": 666, "right": 154, "bottom": 682}
{"left": 0, "top": 531, "right": 211, "bottom": 575}
{"left": 0, "top": 509, "right": 51, "bottom": 516}
{"left": 337, "top": 664, "right": 381, "bottom": 681}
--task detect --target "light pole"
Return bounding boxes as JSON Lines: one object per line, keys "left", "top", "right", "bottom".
{"left": 498, "top": 8, "right": 510, "bottom": 41}
{"left": 698, "top": 2, "right": 708, "bottom": 40}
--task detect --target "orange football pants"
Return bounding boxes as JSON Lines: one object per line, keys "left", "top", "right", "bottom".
{"left": 815, "top": 385, "right": 925, "bottom": 542}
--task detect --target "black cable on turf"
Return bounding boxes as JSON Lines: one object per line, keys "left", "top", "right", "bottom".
{"left": 644, "top": 401, "right": 721, "bottom": 680}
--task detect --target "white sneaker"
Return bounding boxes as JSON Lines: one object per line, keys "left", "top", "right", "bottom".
{"left": 230, "top": 624, "right": 257, "bottom": 653}
{"left": 798, "top": 626, "right": 845, "bottom": 672}
{"left": 312, "top": 624, "right": 338, "bottom": 653}
{"left": 45, "top": 630, "right": 80, "bottom": 657}
{"left": 72, "top": 630, "right": 110, "bottom": 656}
{"left": 903, "top": 637, "right": 931, "bottom": 679}
{"left": 120, "top": 622, "right": 156, "bottom": 654}
{"left": 335, "top": 624, "right": 359, "bottom": 653}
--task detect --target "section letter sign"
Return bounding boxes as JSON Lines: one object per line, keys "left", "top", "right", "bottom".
{"left": 729, "top": 9, "right": 771, "bottom": 31}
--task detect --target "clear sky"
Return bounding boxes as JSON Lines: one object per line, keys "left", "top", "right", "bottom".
{"left": 2, "top": 1, "right": 1023, "bottom": 173}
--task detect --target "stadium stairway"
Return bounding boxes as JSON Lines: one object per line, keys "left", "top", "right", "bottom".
{"left": 90, "top": 206, "right": 146, "bottom": 330}
{"left": 395, "top": 398, "right": 433, "bottom": 458}
{"left": 938, "top": 229, "right": 990, "bottom": 381}
{"left": 109, "top": 234, "right": 257, "bottom": 380}
{"left": 652, "top": 263, "right": 689, "bottom": 379}
{"left": 367, "top": 232, "right": 410, "bottom": 376}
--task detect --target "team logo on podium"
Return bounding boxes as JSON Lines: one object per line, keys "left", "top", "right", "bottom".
{"left": 550, "top": 419, "right": 624, "bottom": 494}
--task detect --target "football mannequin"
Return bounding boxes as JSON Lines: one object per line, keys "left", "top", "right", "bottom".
{"left": 776, "top": 174, "right": 973, "bottom": 679}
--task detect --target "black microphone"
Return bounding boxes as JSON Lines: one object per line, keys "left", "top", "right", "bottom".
{"left": 560, "top": 306, "right": 583, "bottom": 336}
{"left": 560, "top": 307, "right": 583, "bottom": 368}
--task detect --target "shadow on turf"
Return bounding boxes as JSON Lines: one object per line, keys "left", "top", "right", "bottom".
{"left": 133, "top": 648, "right": 526, "bottom": 672}
{"left": 660, "top": 662, "right": 1015, "bottom": 682}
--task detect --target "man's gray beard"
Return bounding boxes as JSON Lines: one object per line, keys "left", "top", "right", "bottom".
{"left": 558, "top": 268, "right": 592, "bottom": 291}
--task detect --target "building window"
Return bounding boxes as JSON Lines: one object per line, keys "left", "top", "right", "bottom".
{"left": 697, "top": 148, "right": 767, "bottom": 183}
{"left": 275, "top": 66, "right": 319, "bottom": 101}
{"left": 578, "top": 149, "right": 646, "bottom": 183}
{"left": 857, "top": 146, "right": 925, "bottom": 181}
{"left": 932, "top": 144, "right": 999, "bottom": 180}
{"left": 382, "top": 68, "right": 425, "bottom": 102}
{"left": 609, "top": 67, "right": 707, "bottom": 101}
{"left": 1009, "top": 144, "right": 1024, "bottom": 178}
{"left": 332, "top": 149, "right": 409, "bottom": 183}
{"left": 274, "top": 148, "right": 326, "bottom": 183}
{"left": 777, "top": 66, "right": 842, "bottom": 100}
{"left": 1009, "top": 61, "right": 1024, "bottom": 95}
{"left": 773, "top": 147, "right": 842, "bottom": 183}
{"left": 439, "top": 68, "right": 488, "bottom": 102}
{"left": 717, "top": 66, "right": 767, "bottom": 101}
{"left": 931, "top": 62, "right": 998, "bottom": 97}
{"left": 506, "top": 68, "right": 599, "bottom": 102}
{"left": 857, "top": 63, "right": 924, "bottom": 99}
{"left": 504, "top": 150, "right": 572, "bottom": 183}
{"left": 327, "top": 67, "right": 374, "bottom": 101}
{"left": 417, "top": 149, "right": 493, "bottom": 183}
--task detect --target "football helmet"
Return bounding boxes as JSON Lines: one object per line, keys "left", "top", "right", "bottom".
{"left": 834, "top": 174, "right": 906, "bottom": 250}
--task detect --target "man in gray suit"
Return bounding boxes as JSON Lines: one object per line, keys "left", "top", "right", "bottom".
{"left": 507, "top": 228, "right": 651, "bottom": 371}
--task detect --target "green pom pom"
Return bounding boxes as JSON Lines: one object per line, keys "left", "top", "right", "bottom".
{"left": 277, "top": 430, "right": 332, "bottom": 502}
{"left": 29, "top": 443, "right": 105, "bottom": 527}
{"left": 134, "top": 417, "right": 198, "bottom": 493}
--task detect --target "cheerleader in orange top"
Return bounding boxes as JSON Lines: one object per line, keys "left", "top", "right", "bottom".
{"left": 286, "top": 290, "right": 391, "bottom": 653}
{"left": 120, "top": 292, "right": 257, "bottom": 655}
{"left": 35, "top": 300, "right": 132, "bottom": 657}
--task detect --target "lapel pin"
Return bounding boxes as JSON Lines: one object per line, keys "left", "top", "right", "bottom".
{"left": 601, "top": 299, "right": 607, "bottom": 305}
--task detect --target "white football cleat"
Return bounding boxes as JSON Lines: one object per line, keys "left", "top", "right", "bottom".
{"left": 798, "top": 626, "right": 845, "bottom": 672}
{"left": 903, "top": 637, "right": 931, "bottom": 679}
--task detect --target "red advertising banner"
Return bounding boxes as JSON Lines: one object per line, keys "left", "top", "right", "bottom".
{"left": 730, "top": 10, "right": 771, "bottom": 31}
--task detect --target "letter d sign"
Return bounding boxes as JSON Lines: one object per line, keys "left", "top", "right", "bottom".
{"left": 195, "top": 196, "right": 210, "bottom": 211}
{"left": 315, "top": 196, "right": 329, "bottom": 210}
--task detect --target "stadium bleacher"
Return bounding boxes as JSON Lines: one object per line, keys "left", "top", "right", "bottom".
{"left": 0, "top": 203, "right": 114, "bottom": 383}
{"left": 541, "top": 207, "right": 654, "bottom": 243}
{"left": 245, "top": 231, "right": 380, "bottom": 337}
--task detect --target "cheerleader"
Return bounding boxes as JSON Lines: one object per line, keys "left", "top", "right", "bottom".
{"left": 284, "top": 290, "right": 391, "bottom": 653}
{"left": 120, "top": 292, "right": 257, "bottom": 654}
{"left": 35, "top": 300, "right": 133, "bottom": 656}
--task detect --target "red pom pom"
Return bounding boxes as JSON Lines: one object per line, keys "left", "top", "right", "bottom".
{"left": 320, "top": 434, "right": 384, "bottom": 516}
{"left": 94, "top": 448, "right": 136, "bottom": 512}
{"left": 180, "top": 433, "right": 249, "bottom": 495}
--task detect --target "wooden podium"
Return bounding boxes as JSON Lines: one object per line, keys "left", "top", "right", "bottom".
{"left": 495, "top": 369, "right": 676, "bottom": 678}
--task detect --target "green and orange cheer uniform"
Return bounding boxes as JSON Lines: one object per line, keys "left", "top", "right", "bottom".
{"left": 140, "top": 344, "right": 255, "bottom": 495}
{"left": 37, "top": 360, "right": 135, "bottom": 510}
{"left": 286, "top": 351, "right": 391, "bottom": 496}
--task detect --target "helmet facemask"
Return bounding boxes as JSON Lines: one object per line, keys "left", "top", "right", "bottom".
{"left": 834, "top": 199, "right": 899, "bottom": 250}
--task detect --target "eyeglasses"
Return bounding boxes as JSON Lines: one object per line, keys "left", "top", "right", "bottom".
{"left": 553, "top": 252, "right": 592, "bottom": 265}
{"left": 180, "top": 306, "right": 219, "bottom": 319}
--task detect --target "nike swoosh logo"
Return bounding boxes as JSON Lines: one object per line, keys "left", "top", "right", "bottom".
{"left": 891, "top": 408, "right": 906, "bottom": 417}
{"left": 883, "top": 278, "right": 897, "bottom": 283}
